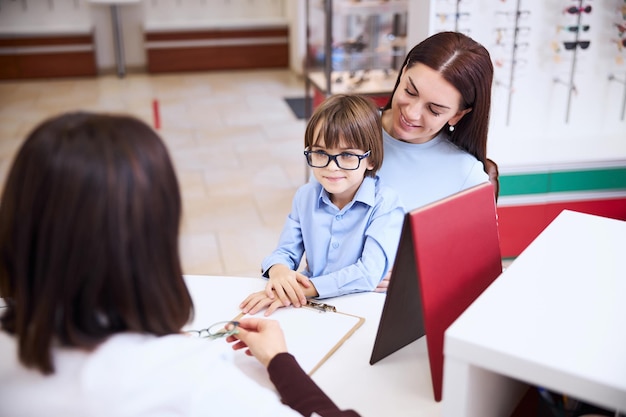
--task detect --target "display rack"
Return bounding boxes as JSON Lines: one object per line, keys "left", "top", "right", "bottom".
{"left": 553, "top": 0, "right": 592, "bottom": 123}
{"left": 492, "top": 0, "right": 529, "bottom": 126}
{"left": 608, "top": 72, "right": 626, "bottom": 121}
{"left": 304, "top": 0, "right": 409, "bottom": 118}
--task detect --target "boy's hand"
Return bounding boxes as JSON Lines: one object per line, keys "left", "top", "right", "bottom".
{"left": 265, "top": 264, "right": 313, "bottom": 308}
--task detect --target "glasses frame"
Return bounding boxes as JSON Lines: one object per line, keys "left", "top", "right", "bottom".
{"left": 185, "top": 321, "right": 240, "bottom": 339}
{"left": 304, "top": 149, "right": 371, "bottom": 170}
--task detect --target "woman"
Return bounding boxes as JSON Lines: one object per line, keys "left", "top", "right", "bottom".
{"left": 378, "top": 31, "right": 498, "bottom": 211}
{"left": 0, "top": 112, "right": 359, "bottom": 417}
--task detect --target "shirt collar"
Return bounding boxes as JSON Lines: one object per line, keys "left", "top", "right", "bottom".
{"left": 317, "top": 175, "right": 377, "bottom": 210}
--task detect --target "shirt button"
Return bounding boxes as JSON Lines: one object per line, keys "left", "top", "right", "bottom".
{"left": 335, "top": 215, "right": 342, "bottom": 220}
{"left": 332, "top": 242, "right": 339, "bottom": 249}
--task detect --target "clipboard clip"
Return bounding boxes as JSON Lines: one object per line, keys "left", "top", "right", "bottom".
{"left": 306, "top": 300, "right": 337, "bottom": 313}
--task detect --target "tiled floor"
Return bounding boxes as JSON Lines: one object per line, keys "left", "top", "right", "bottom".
{"left": 0, "top": 69, "right": 307, "bottom": 277}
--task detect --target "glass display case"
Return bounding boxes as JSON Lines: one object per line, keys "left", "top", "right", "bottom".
{"left": 304, "top": 0, "right": 409, "bottom": 115}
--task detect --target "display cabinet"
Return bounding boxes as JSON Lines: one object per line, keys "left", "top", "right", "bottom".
{"left": 304, "top": 0, "right": 409, "bottom": 116}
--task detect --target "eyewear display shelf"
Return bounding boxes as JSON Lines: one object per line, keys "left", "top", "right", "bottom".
{"left": 304, "top": 0, "right": 409, "bottom": 117}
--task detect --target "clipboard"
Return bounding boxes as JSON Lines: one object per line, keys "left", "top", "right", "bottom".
{"left": 182, "top": 275, "right": 364, "bottom": 390}
{"left": 234, "top": 301, "right": 364, "bottom": 382}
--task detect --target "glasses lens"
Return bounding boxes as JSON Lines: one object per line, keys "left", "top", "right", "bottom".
{"left": 306, "top": 151, "right": 330, "bottom": 168}
{"left": 336, "top": 153, "right": 360, "bottom": 170}
{"left": 186, "top": 329, "right": 211, "bottom": 338}
{"left": 579, "top": 41, "right": 590, "bottom": 49}
{"left": 563, "top": 41, "right": 576, "bottom": 50}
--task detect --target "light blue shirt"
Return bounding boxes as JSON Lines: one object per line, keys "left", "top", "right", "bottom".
{"left": 262, "top": 175, "right": 405, "bottom": 299}
{"left": 378, "top": 130, "right": 489, "bottom": 211}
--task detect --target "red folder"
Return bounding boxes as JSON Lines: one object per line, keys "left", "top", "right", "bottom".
{"left": 370, "top": 182, "right": 503, "bottom": 401}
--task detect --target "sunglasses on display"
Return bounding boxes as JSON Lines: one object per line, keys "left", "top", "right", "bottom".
{"left": 563, "top": 40, "right": 591, "bottom": 50}
{"left": 558, "top": 24, "right": 590, "bottom": 33}
{"left": 564, "top": 5, "right": 592, "bottom": 14}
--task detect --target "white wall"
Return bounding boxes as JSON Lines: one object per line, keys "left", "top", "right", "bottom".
{"left": 0, "top": 0, "right": 290, "bottom": 72}
{"left": 1, "top": 0, "right": 624, "bottom": 168}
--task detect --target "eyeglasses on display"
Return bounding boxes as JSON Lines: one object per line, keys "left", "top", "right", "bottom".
{"left": 563, "top": 40, "right": 591, "bottom": 50}
{"left": 564, "top": 5, "right": 592, "bottom": 14}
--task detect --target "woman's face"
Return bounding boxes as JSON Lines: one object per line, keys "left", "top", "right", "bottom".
{"left": 384, "top": 62, "right": 471, "bottom": 144}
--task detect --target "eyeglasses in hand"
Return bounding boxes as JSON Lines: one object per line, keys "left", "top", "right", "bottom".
{"left": 304, "top": 149, "right": 371, "bottom": 170}
{"left": 185, "top": 321, "right": 240, "bottom": 339}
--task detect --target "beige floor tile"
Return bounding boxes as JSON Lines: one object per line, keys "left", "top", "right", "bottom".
{"left": 217, "top": 227, "right": 284, "bottom": 277}
{"left": 179, "top": 233, "right": 223, "bottom": 275}
{"left": 0, "top": 69, "right": 307, "bottom": 278}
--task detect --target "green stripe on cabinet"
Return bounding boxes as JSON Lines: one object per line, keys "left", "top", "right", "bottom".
{"left": 499, "top": 173, "right": 549, "bottom": 196}
{"left": 500, "top": 167, "right": 626, "bottom": 197}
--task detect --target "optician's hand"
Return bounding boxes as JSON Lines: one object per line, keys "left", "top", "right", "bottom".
{"left": 226, "top": 318, "right": 288, "bottom": 368}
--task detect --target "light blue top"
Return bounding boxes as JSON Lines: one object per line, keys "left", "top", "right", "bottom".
{"left": 262, "top": 175, "right": 405, "bottom": 299}
{"left": 377, "top": 129, "right": 489, "bottom": 211}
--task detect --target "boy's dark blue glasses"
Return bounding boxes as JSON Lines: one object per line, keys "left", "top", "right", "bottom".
{"left": 304, "top": 150, "right": 371, "bottom": 170}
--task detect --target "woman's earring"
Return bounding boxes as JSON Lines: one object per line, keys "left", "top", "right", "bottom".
{"left": 449, "top": 124, "right": 455, "bottom": 132}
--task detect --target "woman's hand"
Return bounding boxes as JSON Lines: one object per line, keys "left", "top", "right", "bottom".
{"left": 226, "top": 318, "right": 288, "bottom": 368}
{"left": 239, "top": 290, "right": 287, "bottom": 316}
{"left": 374, "top": 269, "right": 392, "bottom": 293}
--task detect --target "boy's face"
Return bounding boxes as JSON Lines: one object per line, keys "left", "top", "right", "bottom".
{"left": 309, "top": 128, "right": 373, "bottom": 210}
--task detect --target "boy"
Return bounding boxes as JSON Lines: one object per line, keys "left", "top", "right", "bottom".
{"left": 240, "top": 94, "right": 404, "bottom": 316}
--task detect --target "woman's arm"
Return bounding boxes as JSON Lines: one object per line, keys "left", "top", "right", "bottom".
{"left": 268, "top": 353, "right": 361, "bottom": 417}
{"left": 227, "top": 318, "right": 361, "bottom": 417}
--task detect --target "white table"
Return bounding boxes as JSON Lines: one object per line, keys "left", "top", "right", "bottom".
{"left": 443, "top": 210, "right": 626, "bottom": 417}
{"left": 184, "top": 275, "right": 442, "bottom": 417}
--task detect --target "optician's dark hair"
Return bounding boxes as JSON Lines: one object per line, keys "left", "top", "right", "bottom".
{"left": 383, "top": 31, "right": 493, "bottom": 165}
{"left": 0, "top": 112, "right": 193, "bottom": 375}
{"left": 305, "top": 94, "right": 383, "bottom": 178}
